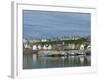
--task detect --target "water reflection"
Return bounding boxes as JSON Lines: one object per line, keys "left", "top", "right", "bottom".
{"left": 32, "top": 54, "right": 37, "bottom": 63}
{"left": 23, "top": 54, "right": 91, "bottom": 69}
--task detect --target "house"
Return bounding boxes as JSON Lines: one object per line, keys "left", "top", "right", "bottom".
{"left": 71, "top": 44, "right": 75, "bottom": 49}
{"left": 87, "top": 45, "right": 91, "bottom": 50}
{"left": 24, "top": 44, "right": 31, "bottom": 49}
{"left": 47, "top": 45, "right": 52, "bottom": 50}
{"left": 41, "top": 39, "right": 47, "bottom": 42}
{"left": 23, "top": 39, "right": 28, "bottom": 43}
{"left": 80, "top": 44, "right": 84, "bottom": 50}
{"left": 43, "top": 45, "right": 48, "bottom": 50}
{"left": 38, "top": 45, "right": 42, "bottom": 50}
{"left": 32, "top": 45, "right": 37, "bottom": 50}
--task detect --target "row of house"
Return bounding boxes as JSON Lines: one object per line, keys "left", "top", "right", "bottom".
{"left": 32, "top": 44, "right": 52, "bottom": 50}
{"left": 24, "top": 43, "right": 91, "bottom": 51}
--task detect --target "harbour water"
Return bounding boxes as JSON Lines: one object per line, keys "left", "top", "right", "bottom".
{"left": 23, "top": 53, "right": 91, "bottom": 69}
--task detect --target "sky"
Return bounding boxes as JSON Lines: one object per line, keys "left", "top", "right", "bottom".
{"left": 23, "top": 10, "right": 91, "bottom": 39}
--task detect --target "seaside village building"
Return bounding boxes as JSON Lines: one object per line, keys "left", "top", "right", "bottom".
{"left": 41, "top": 39, "right": 47, "bottom": 42}
{"left": 87, "top": 45, "right": 91, "bottom": 50}
{"left": 24, "top": 44, "right": 31, "bottom": 49}
{"left": 43, "top": 45, "right": 47, "bottom": 50}
{"left": 32, "top": 44, "right": 52, "bottom": 50}
{"left": 80, "top": 44, "right": 85, "bottom": 50}
{"left": 48, "top": 45, "right": 52, "bottom": 50}
{"left": 32, "top": 45, "right": 37, "bottom": 50}
{"left": 38, "top": 45, "right": 42, "bottom": 50}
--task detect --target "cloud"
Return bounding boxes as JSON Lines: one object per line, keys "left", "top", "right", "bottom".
{"left": 23, "top": 10, "right": 91, "bottom": 39}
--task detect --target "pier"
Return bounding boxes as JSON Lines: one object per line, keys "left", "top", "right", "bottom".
{"left": 24, "top": 49, "right": 90, "bottom": 57}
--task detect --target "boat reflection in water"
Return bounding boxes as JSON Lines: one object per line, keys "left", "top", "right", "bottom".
{"left": 23, "top": 52, "right": 91, "bottom": 69}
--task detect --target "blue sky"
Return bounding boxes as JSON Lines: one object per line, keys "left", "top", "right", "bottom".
{"left": 23, "top": 10, "right": 91, "bottom": 39}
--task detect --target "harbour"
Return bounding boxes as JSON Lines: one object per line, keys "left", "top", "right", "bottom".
{"left": 23, "top": 10, "right": 91, "bottom": 69}
{"left": 23, "top": 53, "right": 91, "bottom": 69}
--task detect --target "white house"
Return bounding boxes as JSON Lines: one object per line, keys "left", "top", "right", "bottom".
{"left": 47, "top": 45, "right": 52, "bottom": 50}
{"left": 23, "top": 39, "right": 27, "bottom": 43}
{"left": 38, "top": 45, "right": 41, "bottom": 50}
{"left": 43, "top": 45, "right": 48, "bottom": 50}
{"left": 80, "top": 44, "right": 84, "bottom": 50}
{"left": 24, "top": 44, "right": 31, "bottom": 49}
{"left": 87, "top": 45, "right": 91, "bottom": 50}
{"left": 62, "top": 42, "right": 65, "bottom": 45}
{"left": 71, "top": 44, "right": 75, "bottom": 49}
{"left": 32, "top": 45, "right": 37, "bottom": 50}
{"left": 41, "top": 39, "right": 47, "bottom": 42}
{"left": 24, "top": 44, "right": 28, "bottom": 48}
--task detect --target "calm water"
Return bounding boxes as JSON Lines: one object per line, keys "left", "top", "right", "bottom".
{"left": 23, "top": 54, "right": 91, "bottom": 69}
